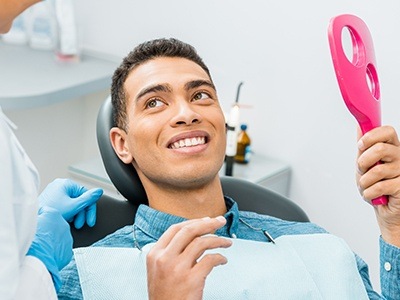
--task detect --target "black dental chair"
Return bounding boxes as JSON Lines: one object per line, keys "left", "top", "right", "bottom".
{"left": 71, "top": 97, "right": 309, "bottom": 248}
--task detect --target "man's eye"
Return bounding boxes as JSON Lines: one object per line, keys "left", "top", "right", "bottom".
{"left": 146, "top": 99, "right": 164, "bottom": 109}
{"left": 193, "top": 92, "right": 210, "bottom": 101}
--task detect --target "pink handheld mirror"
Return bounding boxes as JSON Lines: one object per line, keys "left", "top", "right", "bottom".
{"left": 328, "top": 14, "right": 388, "bottom": 205}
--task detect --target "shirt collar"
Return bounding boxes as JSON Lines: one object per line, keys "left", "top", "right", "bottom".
{"left": 133, "top": 196, "right": 240, "bottom": 249}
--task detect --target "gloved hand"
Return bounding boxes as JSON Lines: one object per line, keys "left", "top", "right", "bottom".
{"left": 38, "top": 178, "right": 103, "bottom": 229}
{"left": 27, "top": 206, "right": 73, "bottom": 292}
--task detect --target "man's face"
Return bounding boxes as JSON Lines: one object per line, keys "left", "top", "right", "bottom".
{"left": 119, "top": 57, "right": 226, "bottom": 189}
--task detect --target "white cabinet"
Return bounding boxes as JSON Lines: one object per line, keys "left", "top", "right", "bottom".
{"left": 219, "top": 154, "right": 291, "bottom": 197}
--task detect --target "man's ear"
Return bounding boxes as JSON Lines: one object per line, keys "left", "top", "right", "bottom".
{"left": 109, "top": 127, "right": 134, "bottom": 164}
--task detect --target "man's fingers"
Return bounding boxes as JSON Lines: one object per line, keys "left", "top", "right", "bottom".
{"left": 164, "top": 217, "right": 227, "bottom": 255}
{"left": 155, "top": 219, "right": 205, "bottom": 249}
{"left": 357, "top": 143, "right": 400, "bottom": 174}
{"left": 155, "top": 217, "right": 226, "bottom": 251}
{"left": 361, "top": 176, "right": 400, "bottom": 201}
{"left": 192, "top": 253, "right": 229, "bottom": 278}
{"left": 182, "top": 235, "right": 232, "bottom": 265}
{"left": 146, "top": 217, "right": 231, "bottom": 300}
{"left": 358, "top": 126, "right": 400, "bottom": 151}
{"left": 359, "top": 160, "right": 400, "bottom": 188}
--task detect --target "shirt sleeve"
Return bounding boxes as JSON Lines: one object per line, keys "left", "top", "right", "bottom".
{"left": 355, "top": 237, "right": 400, "bottom": 300}
{"left": 379, "top": 236, "right": 400, "bottom": 300}
{"left": 355, "top": 253, "right": 384, "bottom": 299}
{"left": 57, "top": 256, "right": 83, "bottom": 300}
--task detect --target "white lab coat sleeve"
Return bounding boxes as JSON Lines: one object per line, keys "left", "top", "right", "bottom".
{"left": 14, "top": 256, "right": 57, "bottom": 300}
{"left": 0, "top": 109, "right": 56, "bottom": 299}
{"left": 0, "top": 110, "right": 23, "bottom": 299}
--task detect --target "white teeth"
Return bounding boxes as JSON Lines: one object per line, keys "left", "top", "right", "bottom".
{"left": 171, "top": 137, "right": 205, "bottom": 149}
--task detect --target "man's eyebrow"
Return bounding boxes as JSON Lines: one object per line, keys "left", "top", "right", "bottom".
{"left": 184, "top": 80, "right": 216, "bottom": 91}
{"left": 136, "top": 84, "right": 173, "bottom": 101}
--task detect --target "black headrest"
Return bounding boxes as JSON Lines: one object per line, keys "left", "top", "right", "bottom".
{"left": 96, "top": 96, "right": 148, "bottom": 205}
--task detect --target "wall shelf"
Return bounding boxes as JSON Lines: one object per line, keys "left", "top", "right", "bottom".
{"left": 0, "top": 41, "right": 118, "bottom": 110}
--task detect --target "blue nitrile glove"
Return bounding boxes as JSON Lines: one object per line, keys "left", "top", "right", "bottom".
{"left": 38, "top": 178, "right": 103, "bottom": 229}
{"left": 27, "top": 206, "right": 73, "bottom": 292}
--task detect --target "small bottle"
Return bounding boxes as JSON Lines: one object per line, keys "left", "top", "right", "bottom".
{"left": 54, "top": 0, "right": 80, "bottom": 62}
{"left": 1, "top": 12, "right": 29, "bottom": 45}
{"left": 235, "top": 124, "right": 251, "bottom": 164}
{"left": 28, "top": 1, "right": 57, "bottom": 50}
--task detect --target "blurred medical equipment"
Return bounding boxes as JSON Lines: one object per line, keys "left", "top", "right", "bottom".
{"left": 1, "top": 0, "right": 79, "bottom": 61}
{"left": 1, "top": 13, "right": 29, "bottom": 44}
{"left": 28, "top": 1, "right": 57, "bottom": 50}
{"left": 70, "top": 96, "right": 309, "bottom": 248}
{"left": 328, "top": 14, "right": 387, "bottom": 205}
{"left": 225, "top": 82, "right": 243, "bottom": 176}
{"left": 54, "top": 0, "right": 79, "bottom": 61}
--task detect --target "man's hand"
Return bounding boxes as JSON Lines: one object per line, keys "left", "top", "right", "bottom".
{"left": 356, "top": 125, "right": 400, "bottom": 246}
{"left": 146, "top": 216, "right": 232, "bottom": 300}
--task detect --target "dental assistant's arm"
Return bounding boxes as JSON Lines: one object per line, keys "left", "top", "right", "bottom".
{"left": 0, "top": 0, "right": 41, "bottom": 33}
{"left": 16, "top": 207, "right": 71, "bottom": 300}
{"left": 356, "top": 125, "right": 400, "bottom": 299}
{"left": 12, "top": 180, "right": 103, "bottom": 299}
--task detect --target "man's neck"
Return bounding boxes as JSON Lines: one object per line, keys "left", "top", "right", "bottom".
{"left": 144, "top": 177, "right": 227, "bottom": 219}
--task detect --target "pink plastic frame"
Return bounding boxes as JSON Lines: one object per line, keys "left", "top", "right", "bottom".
{"left": 328, "top": 14, "right": 387, "bottom": 205}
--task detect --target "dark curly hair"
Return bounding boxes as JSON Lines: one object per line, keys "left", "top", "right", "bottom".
{"left": 111, "top": 38, "right": 212, "bottom": 130}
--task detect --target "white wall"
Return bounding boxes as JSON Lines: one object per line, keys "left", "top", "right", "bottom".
{"left": 7, "top": 90, "right": 109, "bottom": 191}
{"left": 24, "top": 0, "right": 400, "bottom": 290}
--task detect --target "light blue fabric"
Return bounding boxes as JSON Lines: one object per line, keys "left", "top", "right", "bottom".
{"left": 74, "top": 247, "right": 147, "bottom": 300}
{"left": 74, "top": 234, "right": 368, "bottom": 299}
{"left": 59, "top": 197, "right": 396, "bottom": 299}
{"left": 379, "top": 237, "right": 400, "bottom": 299}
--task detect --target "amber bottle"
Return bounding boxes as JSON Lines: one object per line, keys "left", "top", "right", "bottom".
{"left": 235, "top": 124, "right": 251, "bottom": 164}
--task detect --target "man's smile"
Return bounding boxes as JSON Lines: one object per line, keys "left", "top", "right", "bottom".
{"left": 169, "top": 136, "right": 206, "bottom": 149}
{"left": 167, "top": 130, "right": 210, "bottom": 153}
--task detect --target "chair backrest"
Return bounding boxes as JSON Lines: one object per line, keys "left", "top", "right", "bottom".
{"left": 71, "top": 96, "right": 309, "bottom": 248}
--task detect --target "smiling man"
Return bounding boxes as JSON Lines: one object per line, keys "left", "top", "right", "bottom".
{"left": 110, "top": 55, "right": 227, "bottom": 218}
{"left": 59, "top": 38, "right": 400, "bottom": 300}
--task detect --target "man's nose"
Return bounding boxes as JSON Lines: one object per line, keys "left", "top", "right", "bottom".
{"left": 169, "top": 100, "right": 202, "bottom": 126}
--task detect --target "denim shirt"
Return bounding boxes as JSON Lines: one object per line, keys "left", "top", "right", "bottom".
{"left": 59, "top": 197, "right": 399, "bottom": 300}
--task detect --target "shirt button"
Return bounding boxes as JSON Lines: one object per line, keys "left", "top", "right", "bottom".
{"left": 384, "top": 262, "right": 392, "bottom": 272}
{"left": 231, "top": 233, "right": 237, "bottom": 239}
